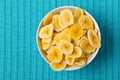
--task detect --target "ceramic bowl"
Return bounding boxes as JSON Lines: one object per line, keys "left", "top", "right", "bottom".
{"left": 36, "top": 6, "right": 101, "bottom": 71}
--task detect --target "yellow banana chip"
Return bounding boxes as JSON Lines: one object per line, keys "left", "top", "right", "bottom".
{"left": 47, "top": 46, "right": 63, "bottom": 63}
{"left": 50, "top": 60, "right": 66, "bottom": 71}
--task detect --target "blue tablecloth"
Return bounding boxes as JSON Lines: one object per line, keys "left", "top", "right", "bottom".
{"left": 0, "top": 0, "right": 120, "bottom": 80}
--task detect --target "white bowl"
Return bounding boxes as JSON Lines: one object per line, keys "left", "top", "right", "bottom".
{"left": 36, "top": 6, "right": 101, "bottom": 71}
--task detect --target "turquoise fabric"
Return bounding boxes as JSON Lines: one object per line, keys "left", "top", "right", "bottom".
{"left": 0, "top": 0, "right": 120, "bottom": 80}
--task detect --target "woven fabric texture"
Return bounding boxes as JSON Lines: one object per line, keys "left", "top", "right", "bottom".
{"left": 0, "top": 0, "right": 120, "bottom": 80}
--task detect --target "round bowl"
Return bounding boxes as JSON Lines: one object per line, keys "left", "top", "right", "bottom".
{"left": 36, "top": 6, "right": 101, "bottom": 71}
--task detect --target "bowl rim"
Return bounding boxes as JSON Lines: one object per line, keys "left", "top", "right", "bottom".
{"left": 36, "top": 6, "right": 101, "bottom": 71}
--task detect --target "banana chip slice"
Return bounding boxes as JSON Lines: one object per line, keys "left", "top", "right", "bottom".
{"left": 80, "top": 37, "right": 95, "bottom": 53}
{"left": 70, "top": 23, "right": 83, "bottom": 40}
{"left": 74, "top": 8, "right": 84, "bottom": 23}
{"left": 39, "top": 24, "right": 53, "bottom": 38}
{"left": 50, "top": 60, "right": 66, "bottom": 71}
{"left": 78, "top": 15, "right": 93, "bottom": 29}
{"left": 52, "top": 14, "right": 63, "bottom": 32}
{"left": 60, "top": 9, "right": 74, "bottom": 28}
{"left": 58, "top": 40, "right": 73, "bottom": 54}
{"left": 88, "top": 29, "right": 101, "bottom": 48}
{"left": 47, "top": 46, "right": 63, "bottom": 63}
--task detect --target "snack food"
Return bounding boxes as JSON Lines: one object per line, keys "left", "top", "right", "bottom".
{"left": 78, "top": 15, "right": 93, "bottom": 29}
{"left": 50, "top": 60, "right": 67, "bottom": 71}
{"left": 47, "top": 46, "right": 63, "bottom": 63}
{"left": 37, "top": 7, "right": 101, "bottom": 71}
{"left": 39, "top": 24, "right": 53, "bottom": 38}
{"left": 59, "top": 9, "right": 74, "bottom": 28}
{"left": 70, "top": 23, "right": 83, "bottom": 40}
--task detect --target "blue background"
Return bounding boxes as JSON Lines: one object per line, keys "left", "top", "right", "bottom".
{"left": 0, "top": 0, "right": 120, "bottom": 80}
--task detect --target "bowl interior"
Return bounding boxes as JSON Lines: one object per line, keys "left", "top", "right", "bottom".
{"left": 36, "top": 6, "right": 101, "bottom": 71}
